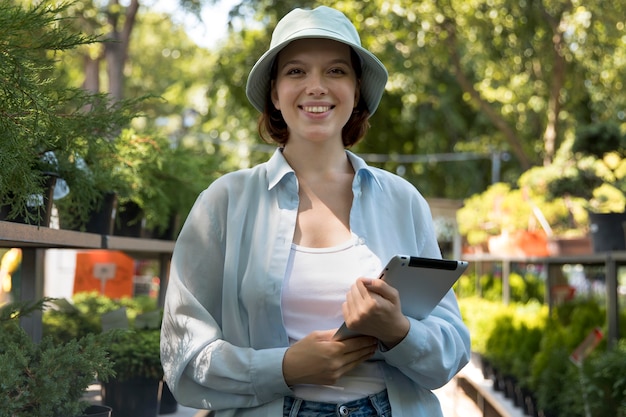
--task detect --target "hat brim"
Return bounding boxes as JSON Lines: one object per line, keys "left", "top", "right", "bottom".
{"left": 246, "top": 32, "right": 388, "bottom": 116}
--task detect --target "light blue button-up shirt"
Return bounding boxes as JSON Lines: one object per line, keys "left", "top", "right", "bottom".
{"left": 161, "top": 149, "right": 470, "bottom": 417}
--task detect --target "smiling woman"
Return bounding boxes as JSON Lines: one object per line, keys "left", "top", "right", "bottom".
{"left": 160, "top": 6, "right": 470, "bottom": 417}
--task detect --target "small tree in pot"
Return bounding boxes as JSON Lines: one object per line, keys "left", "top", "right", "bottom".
{"left": 0, "top": 1, "right": 138, "bottom": 227}
{"left": 548, "top": 122, "right": 626, "bottom": 213}
{"left": 0, "top": 299, "right": 115, "bottom": 417}
{"left": 101, "top": 309, "right": 165, "bottom": 417}
{"left": 547, "top": 122, "right": 626, "bottom": 251}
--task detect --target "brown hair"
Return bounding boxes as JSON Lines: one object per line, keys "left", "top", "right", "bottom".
{"left": 257, "top": 47, "right": 371, "bottom": 148}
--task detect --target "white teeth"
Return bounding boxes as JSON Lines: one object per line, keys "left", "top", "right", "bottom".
{"left": 303, "top": 106, "right": 330, "bottom": 113}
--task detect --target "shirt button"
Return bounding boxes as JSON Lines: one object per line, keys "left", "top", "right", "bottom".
{"left": 358, "top": 237, "right": 365, "bottom": 245}
{"left": 338, "top": 405, "right": 349, "bottom": 416}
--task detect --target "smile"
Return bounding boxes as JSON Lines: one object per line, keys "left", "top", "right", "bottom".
{"left": 301, "top": 105, "right": 333, "bottom": 113}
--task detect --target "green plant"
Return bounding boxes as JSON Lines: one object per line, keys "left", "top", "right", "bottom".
{"left": 43, "top": 292, "right": 159, "bottom": 343}
{"left": 547, "top": 122, "right": 626, "bottom": 214}
{"left": 460, "top": 294, "right": 625, "bottom": 416}
{"left": 457, "top": 180, "right": 583, "bottom": 247}
{"left": 106, "top": 328, "right": 163, "bottom": 382}
{"left": 108, "top": 129, "right": 177, "bottom": 233}
{"left": 0, "top": 298, "right": 115, "bottom": 417}
{"left": 108, "top": 129, "right": 218, "bottom": 236}
{"left": 93, "top": 294, "right": 163, "bottom": 382}
{"left": 483, "top": 301, "right": 547, "bottom": 387}
{"left": 583, "top": 340, "right": 626, "bottom": 417}
{"left": 0, "top": 1, "right": 138, "bottom": 225}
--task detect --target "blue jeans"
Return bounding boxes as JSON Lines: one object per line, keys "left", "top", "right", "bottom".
{"left": 283, "top": 390, "right": 391, "bottom": 417}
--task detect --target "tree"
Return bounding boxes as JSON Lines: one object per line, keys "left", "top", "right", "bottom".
{"left": 208, "top": 0, "right": 625, "bottom": 198}
{"left": 0, "top": 0, "right": 137, "bottom": 223}
{"left": 28, "top": 0, "right": 625, "bottom": 202}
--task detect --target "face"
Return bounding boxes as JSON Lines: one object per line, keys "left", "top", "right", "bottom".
{"left": 271, "top": 38, "right": 360, "bottom": 145}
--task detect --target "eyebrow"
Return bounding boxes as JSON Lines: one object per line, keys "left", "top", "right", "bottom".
{"left": 278, "top": 58, "right": 352, "bottom": 70}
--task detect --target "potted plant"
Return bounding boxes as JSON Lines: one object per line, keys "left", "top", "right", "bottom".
{"left": 457, "top": 181, "right": 580, "bottom": 256}
{"left": 110, "top": 129, "right": 218, "bottom": 239}
{"left": 0, "top": 298, "right": 115, "bottom": 417}
{"left": 148, "top": 141, "right": 220, "bottom": 240}
{"left": 100, "top": 309, "right": 164, "bottom": 417}
{"left": 106, "top": 129, "right": 174, "bottom": 237}
{"left": 41, "top": 293, "right": 176, "bottom": 416}
{"left": 546, "top": 122, "right": 626, "bottom": 252}
{"left": 0, "top": 1, "right": 137, "bottom": 227}
{"left": 54, "top": 137, "right": 125, "bottom": 234}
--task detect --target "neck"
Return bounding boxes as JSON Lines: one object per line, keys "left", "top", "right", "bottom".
{"left": 282, "top": 143, "right": 352, "bottom": 179}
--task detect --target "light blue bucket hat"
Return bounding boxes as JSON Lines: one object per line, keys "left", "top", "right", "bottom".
{"left": 246, "top": 6, "right": 388, "bottom": 116}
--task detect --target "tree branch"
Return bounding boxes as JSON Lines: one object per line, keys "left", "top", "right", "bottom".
{"left": 442, "top": 18, "right": 532, "bottom": 170}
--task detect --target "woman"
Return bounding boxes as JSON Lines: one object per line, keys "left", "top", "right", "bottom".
{"left": 161, "top": 6, "right": 470, "bottom": 417}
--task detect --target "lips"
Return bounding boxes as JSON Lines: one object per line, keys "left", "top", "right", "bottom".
{"left": 301, "top": 105, "right": 333, "bottom": 113}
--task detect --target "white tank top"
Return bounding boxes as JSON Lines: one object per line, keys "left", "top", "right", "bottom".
{"left": 281, "top": 233, "right": 386, "bottom": 402}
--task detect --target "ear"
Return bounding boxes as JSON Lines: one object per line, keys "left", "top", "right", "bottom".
{"left": 271, "top": 80, "right": 280, "bottom": 110}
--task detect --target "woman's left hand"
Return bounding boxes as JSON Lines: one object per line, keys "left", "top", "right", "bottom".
{"left": 341, "top": 278, "right": 410, "bottom": 349}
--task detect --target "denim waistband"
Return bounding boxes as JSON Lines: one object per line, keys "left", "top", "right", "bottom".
{"left": 283, "top": 389, "right": 391, "bottom": 417}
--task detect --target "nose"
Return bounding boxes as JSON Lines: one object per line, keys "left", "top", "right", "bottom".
{"left": 306, "top": 72, "right": 327, "bottom": 96}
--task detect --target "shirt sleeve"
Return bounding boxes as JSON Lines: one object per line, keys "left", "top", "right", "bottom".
{"left": 380, "top": 189, "right": 471, "bottom": 390}
{"left": 160, "top": 182, "right": 292, "bottom": 410}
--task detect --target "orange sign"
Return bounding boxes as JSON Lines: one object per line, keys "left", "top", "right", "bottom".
{"left": 73, "top": 250, "right": 134, "bottom": 298}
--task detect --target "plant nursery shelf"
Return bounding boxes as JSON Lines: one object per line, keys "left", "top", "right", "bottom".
{"left": 463, "top": 251, "right": 626, "bottom": 345}
{"left": 0, "top": 221, "right": 175, "bottom": 253}
{"left": 0, "top": 220, "right": 175, "bottom": 340}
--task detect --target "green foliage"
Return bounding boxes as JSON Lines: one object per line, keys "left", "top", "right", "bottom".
{"left": 43, "top": 292, "right": 158, "bottom": 342}
{"left": 457, "top": 269, "right": 544, "bottom": 303}
{"left": 482, "top": 301, "right": 547, "bottom": 388}
{"left": 457, "top": 175, "right": 591, "bottom": 246}
{"left": 583, "top": 340, "right": 626, "bottom": 417}
{"left": 0, "top": 299, "right": 115, "bottom": 417}
{"left": 458, "top": 297, "right": 513, "bottom": 355}
{"left": 212, "top": 0, "right": 626, "bottom": 200}
{"left": 106, "top": 328, "right": 163, "bottom": 381}
{"left": 106, "top": 129, "right": 216, "bottom": 233}
{"left": 41, "top": 292, "right": 163, "bottom": 383}
{"left": 460, "top": 296, "right": 625, "bottom": 416}
{"left": 546, "top": 122, "right": 626, "bottom": 213}
{"left": 0, "top": 0, "right": 138, "bottom": 224}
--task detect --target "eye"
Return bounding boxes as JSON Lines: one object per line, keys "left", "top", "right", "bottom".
{"left": 285, "top": 67, "right": 304, "bottom": 76}
{"left": 328, "top": 66, "right": 350, "bottom": 76}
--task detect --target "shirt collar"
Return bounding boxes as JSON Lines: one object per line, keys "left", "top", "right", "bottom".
{"left": 346, "top": 150, "right": 383, "bottom": 191}
{"left": 265, "top": 148, "right": 383, "bottom": 191}
{"left": 266, "top": 148, "right": 295, "bottom": 190}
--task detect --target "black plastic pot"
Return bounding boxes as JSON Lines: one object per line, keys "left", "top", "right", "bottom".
{"left": 589, "top": 211, "right": 626, "bottom": 252}
{"left": 83, "top": 192, "right": 118, "bottom": 235}
{"left": 0, "top": 173, "right": 57, "bottom": 227}
{"left": 113, "top": 202, "right": 146, "bottom": 238}
{"left": 101, "top": 377, "right": 161, "bottom": 417}
{"left": 503, "top": 375, "right": 517, "bottom": 400}
{"left": 59, "top": 192, "right": 118, "bottom": 234}
{"left": 524, "top": 392, "right": 540, "bottom": 417}
{"left": 78, "top": 405, "right": 113, "bottom": 417}
{"left": 491, "top": 368, "right": 506, "bottom": 392}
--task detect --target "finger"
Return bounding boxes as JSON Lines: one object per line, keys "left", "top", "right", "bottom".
{"left": 361, "top": 277, "right": 397, "bottom": 299}
{"left": 339, "top": 341, "right": 377, "bottom": 367}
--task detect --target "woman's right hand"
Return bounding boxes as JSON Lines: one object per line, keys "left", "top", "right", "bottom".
{"left": 282, "top": 330, "right": 377, "bottom": 386}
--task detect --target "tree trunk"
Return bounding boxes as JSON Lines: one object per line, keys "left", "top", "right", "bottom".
{"left": 104, "top": 0, "right": 140, "bottom": 102}
{"left": 82, "top": 55, "right": 100, "bottom": 94}
{"left": 539, "top": 1, "right": 571, "bottom": 166}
